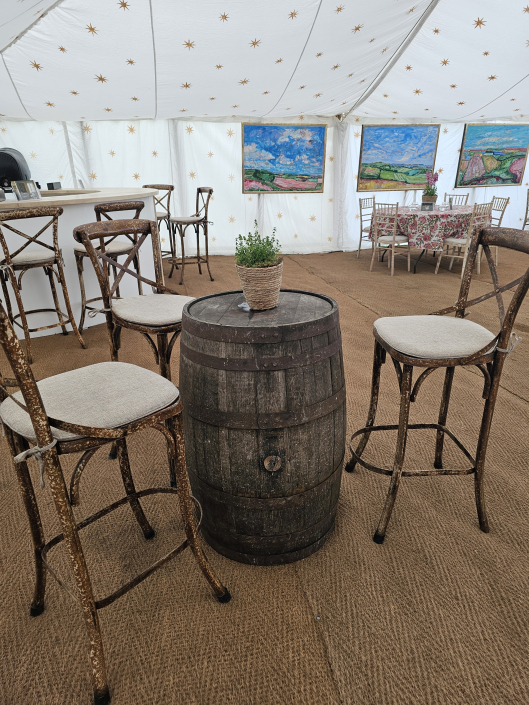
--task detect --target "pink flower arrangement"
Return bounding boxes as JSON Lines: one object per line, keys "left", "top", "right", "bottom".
{"left": 423, "top": 170, "right": 439, "bottom": 196}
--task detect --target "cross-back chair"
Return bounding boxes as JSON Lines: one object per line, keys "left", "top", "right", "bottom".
{"left": 346, "top": 225, "right": 529, "bottom": 544}
{"left": 74, "top": 200, "right": 144, "bottom": 333}
{"left": 434, "top": 202, "right": 492, "bottom": 277}
{"left": 0, "top": 206, "right": 85, "bottom": 363}
{"left": 143, "top": 184, "right": 174, "bottom": 256}
{"left": 370, "top": 203, "right": 410, "bottom": 276}
{"left": 444, "top": 193, "right": 469, "bottom": 206}
{"left": 357, "top": 196, "right": 375, "bottom": 258}
{"left": 0, "top": 301, "right": 230, "bottom": 705}
{"left": 169, "top": 186, "right": 214, "bottom": 285}
{"left": 486, "top": 195, "right": 510, "bottom": 266}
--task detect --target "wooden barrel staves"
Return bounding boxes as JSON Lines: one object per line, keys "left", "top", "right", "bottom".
{"left": 180, "top": 289, "right": 346, "bottom": 565}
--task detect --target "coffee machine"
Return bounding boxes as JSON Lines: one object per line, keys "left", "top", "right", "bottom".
{"left": 0, "top": 148, "right": 32, "bottom": 200}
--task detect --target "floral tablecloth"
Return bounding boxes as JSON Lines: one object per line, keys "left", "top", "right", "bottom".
{"left": 370, "top": 205, "right": 489, "bottom": 252}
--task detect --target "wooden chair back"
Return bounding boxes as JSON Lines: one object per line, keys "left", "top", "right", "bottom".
{"left": 461, "top": 202, "right": 492, "bottom": 246}
{"left": 143, "top": 184, "right": 174, "bottom": 218}
{"left": 444, "top": 193, "right": 469, "bottom": 206}
{"left": 195, "top": 187, "right": 213, "bottom": 220}
{"left": 372, "top": 203, "right": 398, "bottom": 242}
{"left": 0, "top": 206, "right": 62, "bottom": 266}
{"left": 490, "top": 196, "right": 509, "bottom": 227}
{"left": 91, "top": 200, "right": 145, "bottom": 250}
{"left": 359, "top": 196, "right": 375, "bottom": 232}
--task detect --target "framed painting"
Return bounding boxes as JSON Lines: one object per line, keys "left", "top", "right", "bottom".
{"left": 455, "top": 123, "right": 529, "bottom": 188}
{"left": 357, "top": 124, "right": 440, "bottom": 192}
{"left": 242, "top": 123, "right": 327, "bottom": 193}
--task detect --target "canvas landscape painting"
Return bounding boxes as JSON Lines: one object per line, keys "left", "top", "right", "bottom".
{"left": 358, "top": 124, "right": 440, "bottom": 192}
{"left": 242, "top": 124, "right": 326, "bottom": 193}
{"left": 456, "top": 124, "right": 529, "bottom": 188}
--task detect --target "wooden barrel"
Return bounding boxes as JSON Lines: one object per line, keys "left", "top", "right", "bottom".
{"left": 180, "top": 289, "right": 346, "bottom": 565}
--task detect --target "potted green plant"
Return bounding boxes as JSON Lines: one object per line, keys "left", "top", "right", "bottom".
{"left": 422, "top": 170, "right": 439, "bottom": 203}
{"left": 235, "top": 220, "right": 282, "bottom": 310}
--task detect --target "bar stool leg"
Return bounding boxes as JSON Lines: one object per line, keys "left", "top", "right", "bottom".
{"left": 434, "top": 366, "right": 455, "bottom": 469}
{"left": 178, "top": 227, "right": 186, "bottom": 286}
{"left": 46, "top": 267, "right": 69, "bottom": 335}
{"left": 116, "top": 438, "right": 155, "bottom": 539}
{"left": 157, "top": 332, "right": 176, "bottom": 487}
{"left": 75, "top": 253, "right": 89, "bottom": 334}
{"left": 169, "top": 412, "right": 231, "bottom": 602}
{"left": 9, "top": 272, "right": 34, "bottom": 364}
{"left": 373, "top": 363, "right": 413, "bottom": 544}
{"left": 203, "top": 223, "right": 214, "bottom": 281}
{"left": 346, "top": 340, "right": 385, "bottom": 472}
{"left": 56, "top": 259, "right": 86, "bottom": 350}
{"left": 196, "top": 225, "right": 202, "bottom": 276}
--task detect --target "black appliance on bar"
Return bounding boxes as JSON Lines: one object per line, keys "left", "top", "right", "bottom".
{"left": 0, "top": 148, "right": 31, "bottom": 194}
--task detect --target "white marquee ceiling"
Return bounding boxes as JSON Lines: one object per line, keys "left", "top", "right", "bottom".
{"left": 1, "top": 0, "right": 528, "bottom": 122}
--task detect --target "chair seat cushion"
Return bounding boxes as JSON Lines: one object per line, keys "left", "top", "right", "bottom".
{"left": 111, "top": 294, "right": 195, "bottom": 327}
{"left": 374, "top": 315, "right": 496, "bottom": 360}
{"left": 170, "top": 216, "right": 203, "bottom": 224}
{"left": 0, "top": 361, "right": 179, "bottom": 442}
{"left": 156, "top": 210, "right": 169, "bottom": 219}
{"left": 377, "top": 235, "right": 408, "bottom": 243}
{"left": 4, "top": 249, "right": 55, "bottom": 266}
{"left": 443, "top": 237, "right": 466, "bottom": 246}
{"left": 74, "top": 239, "right": 134, "bottom": 256}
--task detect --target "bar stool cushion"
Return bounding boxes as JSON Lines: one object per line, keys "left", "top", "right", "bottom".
{"left": 156, "top": 210, "right": 169, "bottom": 219}
{"left": 0, "top": 361, "right": 179, "bottom": 442}
{"left": 74, "top": 239, "right": 133, "bottom": 256}
{"left": 170, "top": 216, "right": 204, "bottom": 224}
{"left": 374, "top": 315, "right": 496, "bottom": 359}
{"left": 111, "top": 293, "right": 195, "bottom": 326}
{"left": 3, "top": 249, "right": 55, "bottom": 266}
{"left": 376, "top": 235, "right": 408, "bottom": 243}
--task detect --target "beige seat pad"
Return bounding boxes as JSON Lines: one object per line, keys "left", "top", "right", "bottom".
{"left": 156, "top": 210, "right": 169, "bottom": 219}
{"left": 374, "top": 315, "right": 496, "bottom": 359}
{"left": 112, "top": 294, "right": 195, "bottom": 326}
{"left": 0, "top": 361, "right": 179, "bottom": 442}
{"left": 74, "top": 239, "right": 134, "bottom": 256}
{"left": 377, "top": 235, "right": 408, "bottom": 243}
{"left": 4, "top": 249, "right": 55, "bottom": 266}
{"left": 443, "top": 237, "right": 467, "bottom": 246}
{"left": 170, "top": 216, "right": 203, "bottom": 224}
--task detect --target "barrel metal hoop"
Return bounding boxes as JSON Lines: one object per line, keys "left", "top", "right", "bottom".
{"left": 180, "top": 334, "right": 342, "bottom": 371}
{"left": 184, "top": 386, "right": 346, "bottom": 430}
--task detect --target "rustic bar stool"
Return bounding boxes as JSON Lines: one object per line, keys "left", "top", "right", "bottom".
{"left": 0, "top": 206, "right": 85, "bottom": 364}
{"left": 74, "top": 200, "right": 144, "bottom": 333}
{"left": 357, "top": 196, "right": 375, "bottom": 258}
{"left": 434, "top": 202, "right": 492, "bottom": 277}
{"left": 169, "top": 187, "right": 214, "bottom": 285}
{"left": 74, "top": 218, "right": 195, "bottom": 485}
{"left": 143, "top": 184, "right": 174, "bottom": 256}
{"left": 370, "top": 203, "right": 410, "bottom": 276}
{"left": 0, "top": 301, "right": 230, "bottom": 705}
{"left": 346, "top": 226, "right": 529, "bottom": 544}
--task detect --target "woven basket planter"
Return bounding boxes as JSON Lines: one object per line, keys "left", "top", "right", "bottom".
{"left": 236, "top": 259, "right": 283, "bottom": 310}
{"left": 422, "top": 195, "right": 437, "bottom": 204}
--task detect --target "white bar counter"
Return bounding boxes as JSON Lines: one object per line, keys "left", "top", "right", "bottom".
{"left": 0, "top": 187, "right": 159, "bottom": 338}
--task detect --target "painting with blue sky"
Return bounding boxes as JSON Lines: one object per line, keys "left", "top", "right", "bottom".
{"left": 358, "top": 124, "right": 440, "bottom": 192}
{"left": 456, "top": 123, "right": 529, "bottom": 188}
{"left": 242, "top": 124, "right": 326, "bottom": 193}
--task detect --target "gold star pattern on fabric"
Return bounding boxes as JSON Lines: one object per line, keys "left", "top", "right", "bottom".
{"left": 441, "top": 59, "right": 449, "bottom": 66}
{"left": 450, "top": 84, "right": 457, "bottom": 88}
{"left": 45, "top": 101, "right": 54, "bottom": 107}
{"left": 207, "top": 151, "right": 214, "bottom": 158}
{"left": 83, "top": 124, "right": 92, "bottom": 133}
{"left": 352, "top": 24, "right": 363, "bottom": 33}
{"left": 369, "top": 38, "right": 375, "bottom": 42}
{"left": 227, "top": 128, "right": 235, "bottom": 137}
{"left": 127, "top": 125, "right": 136, "bottom": 134}
{"left": 133, "top": 173, "right": 140, "bottom": 180}
{"left": 383, "top": 93, "right": 388, "bottom": 98}
{"left": 239, "top": 78, "right": 249, "bottom": 85}
{"left": 89, "top": 171, "right": 97, "bottom": 180}
{"left": 392, "top": 111, "right": 398, "bottom": 114}
{"left": 220, "top": 13, "right": 229, "bottom": 21}
{"left": 483, "top": 51, "right": 490, "bottom": 56}
{"left": 474, "top": 17, "right": 486, "bottom": 29}
{"left": 293, "top": 234, "right": 298, "bottom": 238}
{"left": 248, "top": 197, "right": 252, "bottom": 201}
{"left": 189, "top": 171, "right": 196, "bottom": 179}
{"left": 126, "top": 59, "right": 135, "bottom": 66}
{"left": 332, "top": 64, "right": 340, "bottom": 70}
{"left": 327, "top": 237, "right": 332, "bottom": 242}
{"left": 29, "top": 151, "right": 37, "bottom": 159}
{"left": 183, "top": 40, "right": 195, "bottom": 50}
{"left": 314, "top": 93, "right": 322, "bottom": 98}
{"left": 210, "top": 97, "right": 216, "bottom": 101}
{"left": 104, "top": 108, "right": 112, "bottom": 112}
{"left": 70, "top": 90, "right": 79, "bottom": 95}
{"left": 413, "top": 88, "right": 422, "bottom": 95}
{"left": 309, "top": 215, "right": 316, "bottom": 222}
{"left": 438, "top": 168, "right": 444, "bottom": 173}
{"left": 443, "top": 128, "right": 448, "bottom": 133}
{"left": 30, "top": 60, "right": 42, "bottom": 71}
{"left": 263, "top": 91, "right": 270, "bottom": 95}
{"left": 232, "top": 105, "right": 239, "bottom": 108}
{"left": 186, "top": 125, "right": 194, "bottom": 134}
{"left": 58, "top": 174, "right": 63, "bottom": 180}
{"left": 59, "top": 46, "right": 66, "bottom": 53}
{"left": 277, "top": 212, "right": 282, "bottom": 219}
{"left": 118, "top": 1, "right": 129, "bottom": 9}
{"left": 316, "top": 52, "right": 323, "bottom": 57}
{"left": 181, "top": 82, "right": 191, "bottom": 89}
{"left": 228, "top": 174, "right": 235, "bottom": 181}
{"left": 524, "top": 5, "right": 529, "bottom": 12}
{"left": 329, "top": 156, "right": 334, "bottom": 162}
{"left": 216, "top": 64, "right": 223, "bottom": 69}
{"left": 354, "top": 131, "right": 360, "bottom": 138}
{"left": 488, "top": 75, "right": 497, "bottom": 81}
{"left": 405, "top": 64, "right": 412, "bottom": 71}
{"left": 335, "top": 5, "right": 344, "bottom": 12}
{"left": 293, "top": 196, "right": 298, "bottom": 200}
{"left": 229, "top": 215, "right": 235, "bottom": 222}
{"left": 131, "top": 96, "right": 139, "bottom": 101}
{"left": 457, "top": 101, "right": 466, "bottom": 105}
{"left": 299, "top": 115, "right": 304, "bottom": 120}
{"left": 152, "top": 151, "right": 158, "bottom": 157}
{"left": 329, "top": 198, "right": 333, "bottom": 203}
{"left": 109, "top": 150, "right": 116, "bottom": 157}
{"left": 49, "top": 128, "right": 55, "bottom": 134}
{"left": 433, "top": 28, "right": 440, "bottom": 34}
{"left": 0, "top": 127, "right": 6, "bottom": 134}
{"left": 275, "top": 58, "right": 283, "bottom": 63}
{"left": 95, "top": 74, "right": 107, "bottom": 83}
{"left": 289, "top": 11, "right": 298, "bottom": 19}
{"left": 408, "top": 6, "right": 416, "bottom": 13}
{"left": 381, "top": 46, "right": 388, "bottom": 53}
{"left": 86, "top": 24, "right": 98, "bottom": 35}
{"left": 348, "top": 73, "right": 353, "bottom": 77}
{"left": 250, "top": 39, "right": 261, "bottom": 48}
